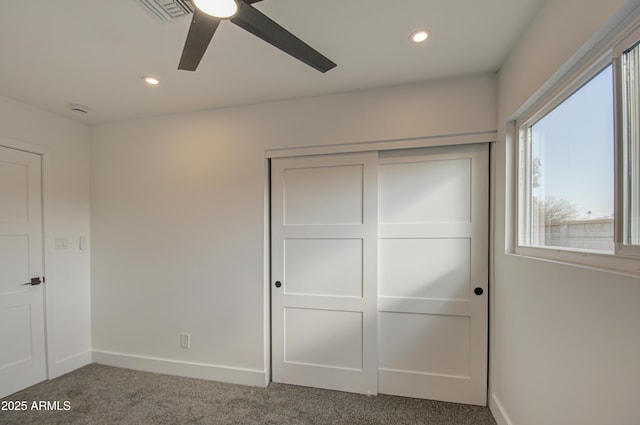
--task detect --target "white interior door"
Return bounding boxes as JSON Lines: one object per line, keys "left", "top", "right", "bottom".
{"left": 377, "top": 143, "right": 489, "bottom": 405}
{"left": 271, "top": 152, "right": 378, "bottom": 395}
{"left": 0, "top": 146, "right": 47, "bottom": 398}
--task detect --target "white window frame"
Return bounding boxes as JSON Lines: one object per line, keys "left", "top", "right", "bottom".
{"left": 513, "top": 12, "right": 640, "bottom": 276}
{"left": 614, "top": 25, "right": 640, "bottom": 258}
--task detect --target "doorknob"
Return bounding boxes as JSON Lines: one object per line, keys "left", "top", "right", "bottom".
{"left": 22, "top": 277, "right": 42, "bottom": 286}
{"left": 474, "top": 287, "right": 484, "bottom": 296}
{"left": 274, "top": 281, "right": 282, "bottom": 288}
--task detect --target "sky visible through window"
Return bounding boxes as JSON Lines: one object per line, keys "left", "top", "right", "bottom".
{"left": 531, "top": 65, "right": 614, "bottom": 220}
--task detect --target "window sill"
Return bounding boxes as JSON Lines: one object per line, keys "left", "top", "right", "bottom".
{"left": 511, "top": 245, "right": 640, "bottom": 278}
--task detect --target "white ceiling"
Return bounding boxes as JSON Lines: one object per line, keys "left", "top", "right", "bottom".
{"left": 0, "top": 0, "right": 543, "bottom": 124}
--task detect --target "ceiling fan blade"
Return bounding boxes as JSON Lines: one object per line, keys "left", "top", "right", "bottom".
{"left": 231, "top": 2, "right": 337, "bottom": 73}
{"left": 178, "top": 8, "right": 221, "bottom": 71}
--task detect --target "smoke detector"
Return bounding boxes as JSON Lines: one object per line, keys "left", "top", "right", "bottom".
{"left": 136, "top": 0, "right": 194, "bottom": 23}
{"left": 69, "top": 103, "right": 90, "bottom": 114}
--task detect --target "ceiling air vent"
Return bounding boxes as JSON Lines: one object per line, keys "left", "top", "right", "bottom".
{"left": 136, "top": 0, "right": 194, "bottom": 23}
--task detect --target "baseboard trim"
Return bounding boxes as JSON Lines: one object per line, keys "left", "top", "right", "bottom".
{"left": 92, "top": 350, "right": 267, "bottom": 387}
{"left": 489, "top": 393, "right": 514, "bottom": 425}
{"left": 49, "top": 350, "right": 92, "bottom": 379}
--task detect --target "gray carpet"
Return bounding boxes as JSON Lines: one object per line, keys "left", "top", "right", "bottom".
{"left": 0, "top": 364, "right": 497, "bottom": 424}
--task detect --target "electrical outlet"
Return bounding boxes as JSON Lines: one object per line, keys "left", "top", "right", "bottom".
{"left": 180, "top": 333, "right": 191, "bottom": 349}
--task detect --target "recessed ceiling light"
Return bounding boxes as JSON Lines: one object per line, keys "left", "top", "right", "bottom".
{"left": 143, "top": 76, "right": 160, "bottom": 86}
{"left": 411, "top": 30, "right": 430, "bottom": 43}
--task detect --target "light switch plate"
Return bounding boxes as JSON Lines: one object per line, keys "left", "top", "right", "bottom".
{"left": 54, "top": 238, "right": 68, "bottom": 250}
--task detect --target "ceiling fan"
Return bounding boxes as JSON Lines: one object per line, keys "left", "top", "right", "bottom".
{"left": 178, "top": 0, "right": 337, "bottom": 72}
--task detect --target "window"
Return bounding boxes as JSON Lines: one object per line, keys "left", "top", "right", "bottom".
{"left": 515, "top": 16, "right": 640, "bottom": 272}
{"left": 519, "top": 66, "right": 614, "bottom": 253}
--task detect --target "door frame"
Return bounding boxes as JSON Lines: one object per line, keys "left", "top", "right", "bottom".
{"left": 1, "top": 136, "right": 53, "bottom": 380}
{"left": 263, "top": 131, "right": 496, "bottom": 395}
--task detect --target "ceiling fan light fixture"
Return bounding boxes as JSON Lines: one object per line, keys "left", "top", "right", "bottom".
{"left": 193, "top": 0, "right": 238, "bottom": 18}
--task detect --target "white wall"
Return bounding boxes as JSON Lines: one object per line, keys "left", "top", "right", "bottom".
{"left": 492, "top": 1, "right": 640, "bottom": 424}
{"left": 90, "top": 74, "right": 497, "bottom": 384}
{"left": 0, "top": 95, "right": 92, "bottom": 377}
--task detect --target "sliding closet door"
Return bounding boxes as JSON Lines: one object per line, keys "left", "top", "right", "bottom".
{"left": 271, "top": 152, "right": 378, "bottom": 395}
{"left": 377, "top": 143, "right": 489, "bottom": 405}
